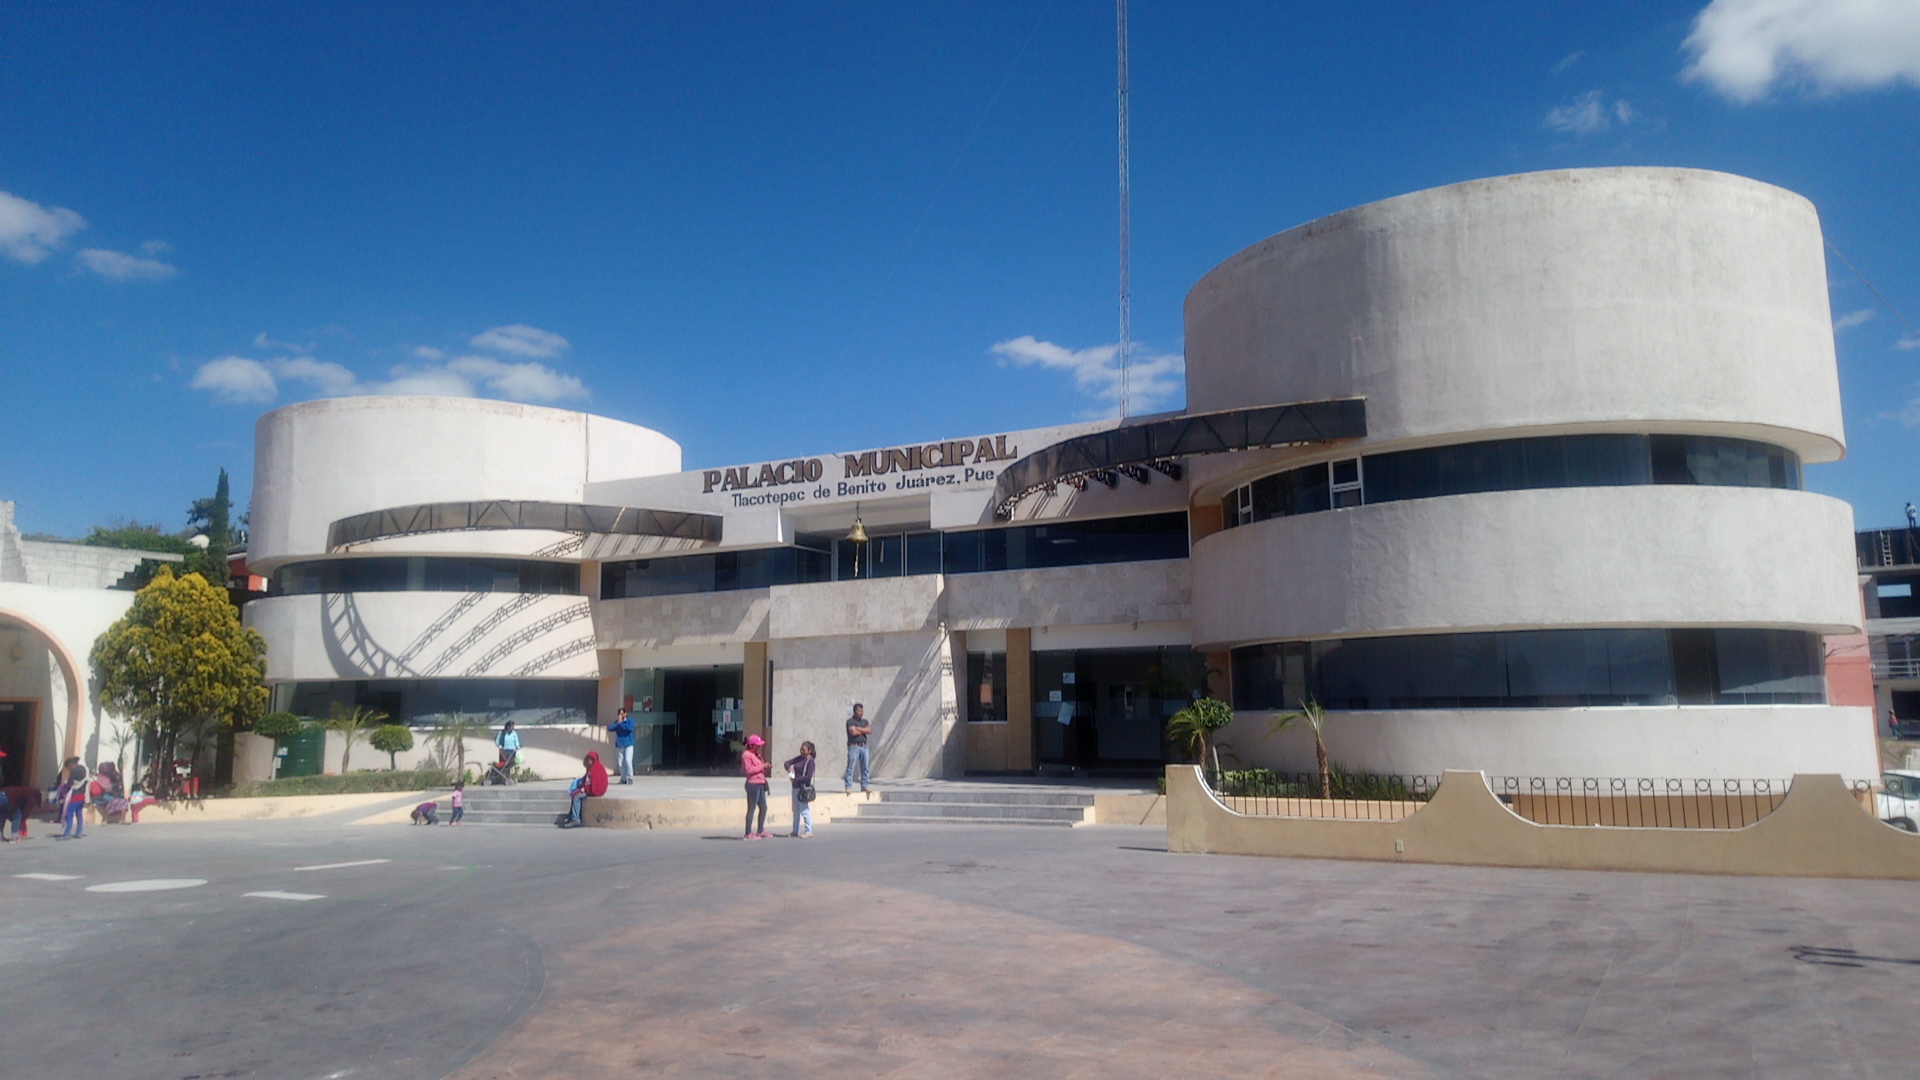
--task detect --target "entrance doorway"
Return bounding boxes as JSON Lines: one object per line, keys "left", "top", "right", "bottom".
{"left": 622, "top": 666, "right": 745, "bottom": 772}
{"left": 0, "top": 701, "right": 33, "bottom": 787}
{"left": 1033, "top": 647, "right": 1207, "bottom": 775}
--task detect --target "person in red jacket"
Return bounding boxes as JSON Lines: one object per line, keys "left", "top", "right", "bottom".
{"left": 561, "top": 751, "right": 609, "bottom": 828}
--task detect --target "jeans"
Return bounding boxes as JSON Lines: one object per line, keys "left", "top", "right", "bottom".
{"left": 844, "top": 744, "right": 870, "bottom": 791}
{"left": 745, "top": 783, "right": 768, "bottom": 835}
{"left": 568, "top": 793, "right": 585, "bottom": 824}
{"left": 616, "top": 744, "right": 633, "bottom": 782}
{"left": 4, "top": 808, "right": 20, "bottom": 839}
{"left": 790, "top": 791, "right": 812, "bottom": 836}
{"left": 62, "top": 800, "right": 84, "bottom": 837}
{"left": 450, "top": 806, "right": 464, "bottom": 824}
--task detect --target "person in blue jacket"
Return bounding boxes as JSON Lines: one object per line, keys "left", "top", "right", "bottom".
{"left": 608, "top": 706, "right": 636, "bottom": 784}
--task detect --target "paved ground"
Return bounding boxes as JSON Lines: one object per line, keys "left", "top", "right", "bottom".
{"left": 502, "top": 774, "right": 1158, "bottom": 800}
{"left": 2, "top": 814, "right": 1916, "bottom": 1079}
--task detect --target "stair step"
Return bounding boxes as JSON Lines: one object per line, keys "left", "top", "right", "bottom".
{"left": 856, "top": 803, "right": 1090, "bottom": 821}
{"left": 837, "top": 816, "right": 1081, "bottom": 827}
{"left": 877, "top": 791, "right": 1096, "bottom": 807}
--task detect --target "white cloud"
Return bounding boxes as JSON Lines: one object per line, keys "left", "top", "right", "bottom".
{"left": 253, "top": 331, "right": 313, "bottom": 352}
{"left": 0, "top": 190, "right": 86, "bottom": 264}
{"left": 990, "top": 335, "right": 1185, "bottom": 417}
{"left": 139, "top": 239, "right": 170, "bottom": 257}
{"left": 1898, "top": 334, "right": 1920, "bottom": 351}
{"left": 1551, "top": 52, "right": 1584, "bottom": 74}
{"left": 270, "top": 357, "right": 360, "bottom": 395}
{"left": 75, "top": 247, "right": 177, "bottom": 281}
{"left": 412, "top": 345, "right": 446, "bottom": 360}
{"left": 1683, "top": 0, "right": 1920, "bottom": 102}
{"left": 448, "top": 356, "right": 588, "bottom": 401}
{"left": 1833, "top": 308, "right": 1876, "bottom": 330}
{"left": 470, "top": 323, "right": 570, "bottom": 359}
{"left": 377, "top": 367, "right": 480, "bottom": 397}
{"left": 189, "top": 357, "right": 278, "bottom": 404}
{"left": 1543, "top": 90, "right": 1637, "bottom": 134}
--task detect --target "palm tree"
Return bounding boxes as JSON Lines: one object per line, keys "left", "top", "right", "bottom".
{"left": 1266, "top": 699, "right": 1332, "bottom": 799}
{"left": 322, "top": 703, "right": 386, "bottom": 774}
{"left": 1167, "top": 698, "right": 1235, "bottom": 786}
{"left": 428, "top": 712, "right": 491, "bottom": 780}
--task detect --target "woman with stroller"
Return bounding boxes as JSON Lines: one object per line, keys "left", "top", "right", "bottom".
{"left": 741, "top": 734, "right": 770, "bottom": 840}
{"left": 784, "top": 741, "right": 816, "bottom": 838}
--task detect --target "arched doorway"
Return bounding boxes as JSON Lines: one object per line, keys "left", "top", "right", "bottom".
{"left": 0, "top": 609, "right": 85, "bottom": 785}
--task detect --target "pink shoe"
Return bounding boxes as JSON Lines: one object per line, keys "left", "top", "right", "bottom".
{"left": 742, "top": 834, "right": 759, "bottom": 841}
{"left": 756, "top": 831, "right": 772, "bottom": 839}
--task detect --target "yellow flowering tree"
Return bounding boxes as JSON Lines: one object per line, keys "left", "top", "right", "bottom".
{"left": 90, "top": 566, "right": 268, "bottom": 798}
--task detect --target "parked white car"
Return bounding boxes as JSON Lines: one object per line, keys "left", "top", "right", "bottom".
{"left": 1876, "top": 771, "right": 1920, "bottom": 832}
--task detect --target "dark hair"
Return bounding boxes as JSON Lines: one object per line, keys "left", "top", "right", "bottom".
{"left": 852, "top": 703, "right": 864, "bottom": 711}
{"left": 503, "top": 720, "right": 515, "bottom": 729}
{"left": 800, "top": 741, "right": 816, "bottom": 756}
{"left": 453, "top": 780, "right": 464, "bottom": 789}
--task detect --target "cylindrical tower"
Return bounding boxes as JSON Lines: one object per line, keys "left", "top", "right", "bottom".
{"left": 244, "top": 397, "right": 681, "bottom": 750}
{"left": 1184, "top": 168, "right": 1875, "bottom": 779}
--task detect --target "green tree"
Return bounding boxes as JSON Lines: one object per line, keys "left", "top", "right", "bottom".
{"left": 1167, "top": 698, "right": 1236, "bottom": 785}
{"left": 90, "top": 566, "right": 268, "bottom": 798}
{"left": 428, "top": 712, "right": 490, "bottom": 779}
{"left": 187, "top": 469, "right": 233, "bottom": 589}
{"left": 1266, "top": 699, "right": 1333, "bottom": 799}
{"left": 322, "top": 703, "right": 386, "bottom": 774}
{"left": 369, "top": 724, "right": 415, "bottom": 770}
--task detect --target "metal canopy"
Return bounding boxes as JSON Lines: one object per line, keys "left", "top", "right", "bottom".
{"left": 326, "top": 500, "right": 722, "bottom": 552}
{"left": 991, "top": 397, "right": 1367, "bottom": 519}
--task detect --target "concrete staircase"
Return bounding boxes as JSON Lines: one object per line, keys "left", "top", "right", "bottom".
{"left": 436, "top": 786, "right": 568, "bottom": 825}
{"left": 842, "top": 788, "right": 1096, "bottom": 827}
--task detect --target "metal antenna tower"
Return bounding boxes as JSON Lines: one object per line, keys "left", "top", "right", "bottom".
{"left": 1115, "top": 0, "right": 1131, "bottom": 418}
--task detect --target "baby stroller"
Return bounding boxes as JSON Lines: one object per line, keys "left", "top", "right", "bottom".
{"left": 481, "top": 751, "right": 517, "bottom": 786}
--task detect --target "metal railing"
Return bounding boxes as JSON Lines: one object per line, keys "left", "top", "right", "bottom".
{"left": 1489, "top": 777, "right": 1791, "bottom": 829}
{"left": 1208, "top": 769, "right": 1437, "bottom": 821}
{"left": 1874, "top": 658, "right": 1920, "bottom": 680}
{"left": 1205, "top": 771, "right": 1836, "bottom": 829}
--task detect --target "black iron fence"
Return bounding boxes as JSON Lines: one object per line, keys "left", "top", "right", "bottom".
{"left": 1201, "top": 771, "right": 1871, "bottom": 830}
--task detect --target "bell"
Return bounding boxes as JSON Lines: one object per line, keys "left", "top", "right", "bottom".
{"left": 846, "top": 516, "right": 869, "bottom": 543}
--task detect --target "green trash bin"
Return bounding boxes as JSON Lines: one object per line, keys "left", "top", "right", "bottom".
{"left": 274, "top": 725, "right": 327, "bottom": 778}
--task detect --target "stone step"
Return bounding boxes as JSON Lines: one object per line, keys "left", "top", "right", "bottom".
{"left": 837, "top": 815, "right": 1081, "bottom": 827}
{"left": 855, "top": 802, "right": 1091, "bottom": 822}
{"left": 455, "top": 809, "right": 567, "bottom": 825}
{"left": 876, "top": 790, "right": 1097, "bottom": 807}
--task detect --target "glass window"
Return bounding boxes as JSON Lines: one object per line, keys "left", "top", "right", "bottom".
{"left": 1225, "top": 434, "right": 1798, "bottom": 528}
{"left": 944, "top": 512, "right": 1188, "bottom": 576}
{"left": 906, "top": 532, "right": 943, "bottom": 576}
{"left": 602, "top": 547, "right": 827, "bottom": 599}
{"left": 272, "top": 557, "right": 579, "bottom": 597}
{"left": 966, "top": 652, "right": 1008, "bottom": 723}
{"left": 1230, "top": 628, "right": 1821, "bottom": 710}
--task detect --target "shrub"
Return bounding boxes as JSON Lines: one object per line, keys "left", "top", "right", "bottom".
{"left": 368, "top": 724, "right": 415, "bottom": 769}
{"left": 228, "top": 768, "right": 452, "bottom": 799}
{"left": 254, "top": 712, "right": 305, "bottom": 741}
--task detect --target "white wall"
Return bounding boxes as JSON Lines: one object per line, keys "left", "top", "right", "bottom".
{"left": 1183, "top": 167, "right": 1845, "bottom": 465}
{"left": 248, "top": 592, "right": 598, "bottom": 680}
{"left": 1222, "top": 704, "right": 1879, "bottom": 781}
{"left": 249, "top": 397, "right": 681, "bottom": 568}
{"left": 0, "top": 583, "right": 137, "bottom": 781}
{"left": 1191, "top": 486, "right": 1862, "bottom": 650}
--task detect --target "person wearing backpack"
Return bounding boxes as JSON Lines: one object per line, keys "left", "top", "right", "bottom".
{"left": 784, "top": 741, "right": 817, "bottom": 838}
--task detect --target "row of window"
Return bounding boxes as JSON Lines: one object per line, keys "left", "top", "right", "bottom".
{"left": 600, "top": 512, "right": 1189, "bottom": 600}
{"left": 1232, "top": 628, "right": 1825, "bottom": 710}
{"left": 271, "top": 557, "right": 580, "bottom": 597}
{"left": 1224, "top": 434, "right": 1803, "bottom": 528}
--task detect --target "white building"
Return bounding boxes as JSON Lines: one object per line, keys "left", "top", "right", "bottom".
{"left": 243, "top": 167, "right": 1879, "bottom": 782}
{"left": 0, "top": 501, "right": 182, "bottom": 786}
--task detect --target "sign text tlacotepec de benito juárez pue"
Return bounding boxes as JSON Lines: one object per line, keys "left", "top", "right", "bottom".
{"left": 702, "top": 437, "right": 1018, "bottom": 508}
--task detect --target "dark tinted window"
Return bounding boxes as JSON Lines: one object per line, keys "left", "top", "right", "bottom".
{"left": 601, "top": 546, "right": 830, "bottom": 599}
{"left": 943, "top": 512, "right": 1188, "bottom": 575}
{"left": 1225, "top": 435, "right": 1800, "bottom": 529}
{"left": 1232, "top": 628, "right": 1822, "bottom": 710}
{"left": 271, "top": 558, "right": 579, "bottom": 596}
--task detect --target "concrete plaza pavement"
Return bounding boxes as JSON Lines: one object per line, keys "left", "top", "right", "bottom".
{"left": 1, "top": 812, "right": 1915, "bottom": 1079}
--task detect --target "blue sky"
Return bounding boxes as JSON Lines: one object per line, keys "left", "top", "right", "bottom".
{"left": 3, "top": 1, "right": 1917, "bottom": 537}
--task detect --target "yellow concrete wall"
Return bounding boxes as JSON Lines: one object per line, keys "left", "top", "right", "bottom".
{"left": 1093, "top": 793, "right": 1166, "bottom": 825}
{"left": 137, "top": 790, "right": 427, "bottom": 825}
{"left": 1166, "top": 766, "right": 1920, "bottom": 880}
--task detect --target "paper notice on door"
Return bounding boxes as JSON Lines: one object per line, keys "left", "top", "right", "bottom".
{"left": 1055, "top": 702, "right": 1074, "bottom": 725}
